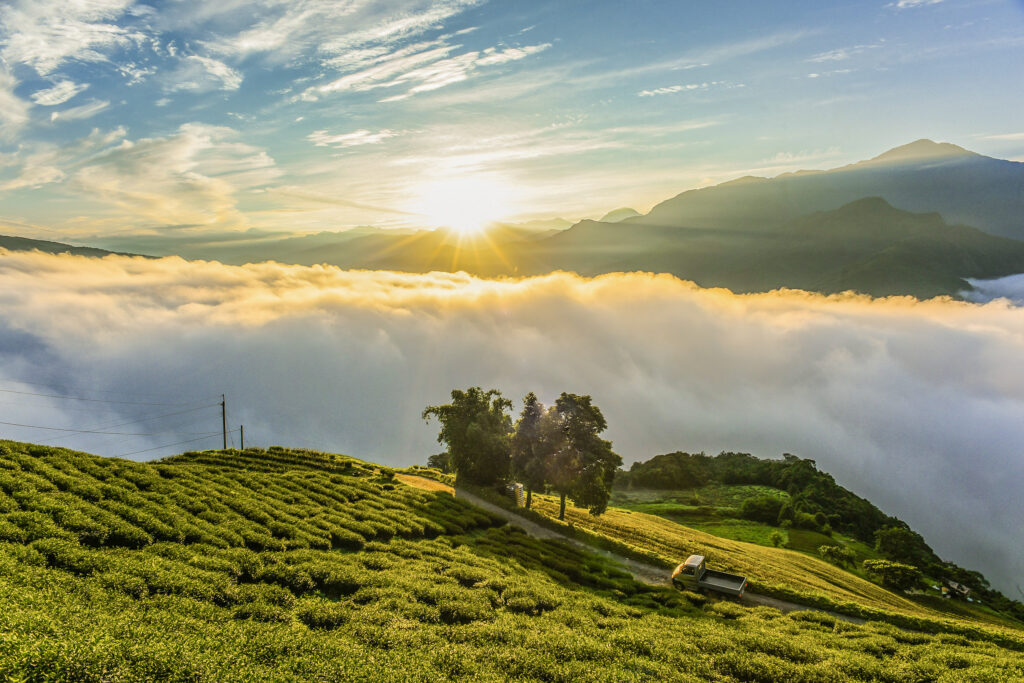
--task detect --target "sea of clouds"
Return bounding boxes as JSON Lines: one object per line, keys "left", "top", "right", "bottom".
{"left": 1, "top": 250, "right": 1022, "bottom": 595}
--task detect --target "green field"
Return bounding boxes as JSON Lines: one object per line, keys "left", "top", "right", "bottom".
{"left": 521, "top": 490, "right": 1023, "bottom": 633}
{"left": 0, "top": 441, "right": 1022, "bottom": 681}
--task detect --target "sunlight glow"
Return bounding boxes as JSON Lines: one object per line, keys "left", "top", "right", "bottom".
{"left": 412, "top": 176, "right": 520, "bottom": 235}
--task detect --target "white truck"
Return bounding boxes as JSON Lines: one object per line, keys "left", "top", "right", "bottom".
{"left": 672, "top": 554, "right": 747, "bottom": 597}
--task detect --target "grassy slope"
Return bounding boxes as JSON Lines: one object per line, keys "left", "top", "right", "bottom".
{"left": 609, "top": 485, "right": 1021, "bottom": 629}
{"left": 522, "top": 491, "right": 1023, "bottom": 633}
{"left": 0, "top": 441, "right": 1021, "bottom": 681}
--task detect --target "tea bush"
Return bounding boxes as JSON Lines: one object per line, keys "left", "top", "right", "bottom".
{"left": 0, "top": 440, "right": 1019, "bottom": 681}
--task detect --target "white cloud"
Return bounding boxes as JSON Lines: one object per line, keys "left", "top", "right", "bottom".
{"left": 50, "top": 99, "right": 110, "bottom": 122}
{"left": 0, "top": 68, "right": 29, "bottom": 139}
{"left": 301, "top": 41, "right": 550, "bottom": 102}
{"left": 66, "top": 123, "right": 280, "bottom": 229}
{"left": 0, "top": 258, "right": 1022, "bottom": 595}
{"left": 807, "top": 44, "right": 881, "bottom": 63}
{"left": 0, "top": 152, "right": 65, "bottom": 191}
{"left": 890, "top": 0, "right": 942, "bottom": 8}
{"left": 167, "top": 55, "right": 243, "bottom": 92}
{"left": 978, "top": 132, "right": 1024, "bottom": 141}
{"left": 204, "top": 0, "right": 483, "bottom": 61}
{"left": 638, "top": 81, "right": 739, "bottom": 97}
{"left": 0, "top": 0, "right": 140, "bottom": 75}
{"left": 31, "top": 80, "right": 89, "bottom": 106}
{"left": 308, "top": 129, "right": 396, "bottom": 148}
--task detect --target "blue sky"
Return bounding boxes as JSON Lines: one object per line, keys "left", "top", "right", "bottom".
{"left": 0, "top": 0, "right": 1022, "bottom": 241}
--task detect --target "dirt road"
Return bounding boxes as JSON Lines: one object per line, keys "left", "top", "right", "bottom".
{"left": 451, "top": 485, "right": 864, "bottom": 623}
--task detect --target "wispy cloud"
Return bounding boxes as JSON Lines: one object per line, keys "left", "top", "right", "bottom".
{"left": 889, "top": 0, "right": 943, "bottom": 8}
{"left": 638, "top": 81, "right": 742, "bottom": 97}
{"left": 978, "top": 132, "right": 1024, "bottom": 141}
{"left": 308, "top": 129, "right": 397, "bottom": 148}
{"left": 31, "top": 80, "right": 90, "bottom": 106}
{"left": 807, "top": 43, "right": 882, "bottom": 63}
{"left": 0, "top": 67, "right": 29, "bottom": 139}
{"left": 50, "top": 99, "right": 111, "bottom": 122}
{"left": 61, "top": 123, "right": 280, "bottom": 230}
{"left": 167, "top": 55, "right": 243, "bottom": 92}
{"left": 0, "top": 0, "right": 140, "bottom": 76}
{"left": 302, "top": 42, "right": 551, "bottom": 102}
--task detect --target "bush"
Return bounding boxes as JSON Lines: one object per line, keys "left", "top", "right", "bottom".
{"left": 740, "top": 495, "right": 785, "bottom": 525}
{"left": 232, "top": 602, "right": 291, "bottom": 623}
{"left": 863, "top": 560, "right": 922, "bottom": 591}
{"left": 819, "top": 545, "right": 855, "bottom": 567}
{"left": 296, "top": 601, "right": 350, "bottom": 629}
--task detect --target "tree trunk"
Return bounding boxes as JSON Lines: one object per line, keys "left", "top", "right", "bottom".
{"left": 526, "top": 488, "right": 533, "bottom": 510}
{"left": 559, "top": 493, "right": 566, "bottom": 520}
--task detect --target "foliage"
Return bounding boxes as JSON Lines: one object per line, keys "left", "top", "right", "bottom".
{"left": 864, "top": 559, "right": 924, "bottom": 592}
{"left": 426, "top": 452, "right": 452, "bottom": 473}
{"left": 550, "top": 393, "right": 621, "bottom": 519}
{"left": 0, "top": 440, "right": 1020, "bottom": 682}
{"left": 509, "top": 392, "right": 556, "bottom": 508}
{"left": 422, "top": 387, "right": 512, "bottom": 486}
{"left": 875, "top": 525, "right": 930, "bottom": 565}
{"left": 819, "top": 544, "right": 856, "bottom": 568}
{"left": 618, "top": 450, "right": 1023, "bottom": 618}
{"left": 739, "top": 494, "right": 785, "bottom": 524}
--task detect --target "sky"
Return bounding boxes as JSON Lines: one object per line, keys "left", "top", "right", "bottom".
{"left": 1, "top": 252, "right": 1023, "bottom": 593}
{"left": 0, "top": 0, "right": 1023, "bottom": 242}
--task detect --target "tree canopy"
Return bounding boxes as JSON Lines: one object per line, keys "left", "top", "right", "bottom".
{"left": 422, "top": 387, "right": 512, "bottom": 486}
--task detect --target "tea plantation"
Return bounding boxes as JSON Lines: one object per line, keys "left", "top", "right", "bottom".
{"left": 0, "top": 440, "right": 1022, "bottom": 681}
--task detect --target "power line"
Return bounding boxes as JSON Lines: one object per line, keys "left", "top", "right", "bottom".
{"left": 114, "top": 430, "right": 240, "bottom": 458}
{"left": 0, "top": 379, "right": 220, "bottom": 401}
{"left": 39, "top": 403, "right": 222, "bottom": 444}
{"left": 0, "top": 419, "right": 221, "bottom": 437}
{"left": 0, "top": 387, "right": 198, "bottom": 407}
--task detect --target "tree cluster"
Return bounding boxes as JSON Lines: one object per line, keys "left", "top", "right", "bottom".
{"left": 423, "top": 388, "right": 622, "bottom": 519}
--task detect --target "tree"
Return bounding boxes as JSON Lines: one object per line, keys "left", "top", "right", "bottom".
{"left": 863, "top": 559, "right": 922, "bottom": 592}
{"left": 548, "top": 393, "right": 622, "bottom": 520}
{"left": 510, "top": 393, "right": 553, "bottom": 509}
{"left": 770, "top": 531, "right": 784, "bottom": 547}
{"left": 426, "top": 452, "right": 452, "bottom": 473}
{"left": 874, "top": 525, "right": 929, "bottom": 566}
{"left": 422, "top": 387, "right": 512, "bottom": 486}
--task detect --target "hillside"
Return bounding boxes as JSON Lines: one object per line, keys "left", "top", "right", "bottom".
{"left": 0, "top": 441, "right": 1021, "bottom": 679}
{"left": 0, "top": 235, "right": 131, "bottom": 259}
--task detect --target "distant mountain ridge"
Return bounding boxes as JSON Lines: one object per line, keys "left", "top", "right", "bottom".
{"left": 7, "top": 139, "right": 1024, "bottom": 300}
{"left": 635, "top": 139, "right": 1024, "bottom": 239}
{"left": 0, "top": 235, "right": 133, "bottom": 259}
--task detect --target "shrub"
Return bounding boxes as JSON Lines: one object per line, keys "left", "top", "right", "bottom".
{"left": 96, "top": 571, "right": 149, "bottom": 599}
{"left": 863, "top": 560, "right": 922, "bottom": 591}
{"left": 232, "top": 602, "right": 291, "bottom": 623}
{"left": 296, "top": 601, "right": 350, "bottom": 630}
{"left": 819, "top": 545, "right": 855, "bottom": 567}
{"left": 740, "top": 495, "right": 785, "bottom": 524}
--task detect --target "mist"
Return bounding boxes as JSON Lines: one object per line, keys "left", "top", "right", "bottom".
{"left": 1, "top": 250, "right": 1022, "bottom": 595}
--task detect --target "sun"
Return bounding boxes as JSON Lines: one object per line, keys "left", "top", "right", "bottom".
{"left": 412, "top": 175, "right": 518, "bottom": 236}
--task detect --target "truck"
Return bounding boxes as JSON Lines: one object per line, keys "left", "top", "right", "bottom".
{"left": 671, "top": 554, "right": 747, "bottom": 597}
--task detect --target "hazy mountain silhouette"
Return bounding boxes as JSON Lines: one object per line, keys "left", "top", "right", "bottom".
{"left": 635, "top": 139, "right": 1024, "bottom": 239}
{"left": 535, "top": 197, "right": 1024, "bottom": 297}
{"left": 0, "top": 235, "right": 137, "bottom": 258}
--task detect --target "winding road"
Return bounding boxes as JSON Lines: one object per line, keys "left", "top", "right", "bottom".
{"left": 451, "top": 485, "right": 865, "bottom": 624}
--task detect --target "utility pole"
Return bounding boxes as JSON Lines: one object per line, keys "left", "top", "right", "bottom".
{"left": 240, "top": 425, "right": 244, "bottom": 450}
{"left": 221, "top": 394, "right": 227, "bottom": 450}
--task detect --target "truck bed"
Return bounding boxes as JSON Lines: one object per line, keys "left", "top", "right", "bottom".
{"left": 700, "top": 569, "right": 747, "bottom": 596}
